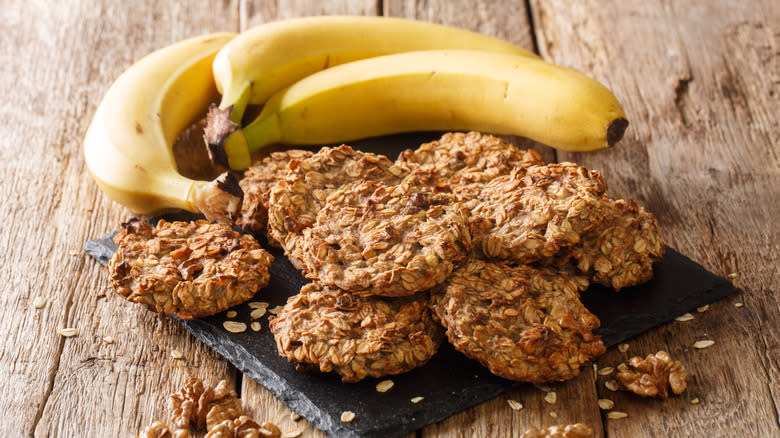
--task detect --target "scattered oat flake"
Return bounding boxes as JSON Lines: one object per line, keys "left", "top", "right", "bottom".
{"left": 250, "top": 308, "right": 267, "bottom": 319}
{"left": 340, "top": 411, "right": 355, "bottom": 423}
{"left": 410, "top": 396, "right": 424, "bottom": 404}
{"left": 506, "top": 399, "right": 523, "bottom": 410}
{"left": 597, "top": 366, "right": 615, "bottom": 376}
{"left": 58, "top": 328, "right": 78, "bottom": 337}
{"left": 171, "top": 350, "right": 183, "bottom": 359}
{"left": 598, "top": 399, "right": 614, "bottom": 410}
{"left": 376, "top": 380, "right": 394, "bottom": 393}
{"left": 290, "top": 412, "right": 301, "bottom": 421}
{"left": 69, "top": 249, "right": 79, "bottom": 256}
{"left": 248, "top": 301, "right": 269, "bottom": 309}
{"left": 268, "top": 305, "right": 285, "bottom": 315}
{"left": 675, "top": 313, "right": 695, "bottom": 322}
{"left": 693, "top": 340, "right": 715, "bottom": 349}
{"left": 549, "top": 412, "right": 558, "bottom": 418}
{"left": 33, "top": 296, "right": 46, "bottom": 309}
{"left": 283, "top": 429, "right": 303, "bottom": 438}
{"left": 223, "top": 321, "right": 247, "bottom": 333}
{"left": 250, "top": 322, "right": 262, "bottom": 332}
{"left": 735, "top": 302, "right": 744, "bottom": 308}
{"left": 618, "top": 343, "right": 629, "bottom": 353}
{"left": 103, "top": 336, "right": 115, "bottom": 344}
{"left": 691, "top": 398, "right": 700, "bottom": 404}
{"left": 696, "top": 305, "right": 709, "bottom": 312}
{"left": 607, "top": 411, "right": 628, "bottom": 419}
{"left": 544, "top": 392, "right": 557, "bottom": 404}
{"left": 226, "top": 310, "right": 237, "bottom": 318}
{"left": 605, "top": 380, "right": 619, "bottom": 391}
{"left": 727, "top": 273, "right": 737, "bottom": 279}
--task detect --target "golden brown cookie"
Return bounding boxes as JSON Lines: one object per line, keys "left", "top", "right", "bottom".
{"left": 108, "top": 219, "right": 273, "bottom": 319}
{"left": 270, "top": 282, "right": 444, "bottom": 382}
{"left": 469, "top": 163, "right": 611, "bottom": 263}
{"left": 266, "top": 145, "right": 406, "bottom": 268}
{"left": 300, "top": 175, "right": 471, "bottom": 297}
{"left": 431, "top": 259, "right": 605, "bottom": 382}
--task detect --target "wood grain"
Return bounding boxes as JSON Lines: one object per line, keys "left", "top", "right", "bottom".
{"left": 0, "top": 1, "right": 241, "bottom": 436}
{"left": 531, "top": 0, "right": 780, "bottom": 436}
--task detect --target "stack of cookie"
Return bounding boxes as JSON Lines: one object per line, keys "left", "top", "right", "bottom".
{"left": 237, "top": 132, "right": 664, "bottom": 383}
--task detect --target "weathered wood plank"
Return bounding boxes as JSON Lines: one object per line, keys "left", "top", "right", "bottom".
{"left": 530, "top": 0, "right": 779, "bottom": 436}
{"left": 0, "top": 1, "right": 241, "bottom": 436}
{"left": 384, "top": 1, "right": 604, "bottom": 436}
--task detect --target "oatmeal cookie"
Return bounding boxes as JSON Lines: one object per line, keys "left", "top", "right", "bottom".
{"left": 469, "top": 163, "right": 610, "bottom": 263}
{"left": 431, "top": 259, "right": 605, "bottom": 382}
{"left": 300, "top": 175, "right": 471, "bottom": 297}
{"left": 269, "top": 282, "right": 444, "bottom": 382}
{"left": 108, "top": 219, "right": 273, "bottom": 319}
{"left": 396, "top": 131, "right": 543, "bottom": 198}
{"left": 266, "top": 145, "right": 406, "bottom": 268}
{"left": 567, "top": 199, "right": 665, "bottom": 290}
{"left": 236, "top": 149, "right": 313, "bottom": 236}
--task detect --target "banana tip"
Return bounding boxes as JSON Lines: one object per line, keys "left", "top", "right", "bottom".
{"left": 607, "top": 118, "right": 629, "bottom": 147}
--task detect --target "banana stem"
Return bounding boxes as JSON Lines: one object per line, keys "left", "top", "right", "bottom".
{"left": 242, "top": 110, "right": 283, "bottom": 152}
{"left": 218, "top": 84, "right": 251, "bottom": 124}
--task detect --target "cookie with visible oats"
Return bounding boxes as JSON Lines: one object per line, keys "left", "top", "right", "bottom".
{"left": 396, "top": 131, "right": 544, "bottom": 198}
{"left": 267, "top": 145, "right": 406, "bottom": 268}
{"left": 566, "top": 199, "right": 665, "bottom": 290}
{"left": 108, "top": 219, "right": 273, "bottom": 319}
{"left": 431, "top": 259, "right": 605, "bottom": 382}
{"left": 469, "top": 163, "right": 611, "bottom": 263}
{"left": 300, "top": 175, "right": 471, "bottom": 297}
{"left": 236, "top": 149, "right": 313, "bottom": 236}
{"left": 269, "top": 282, "right": 444, "bottom": 382}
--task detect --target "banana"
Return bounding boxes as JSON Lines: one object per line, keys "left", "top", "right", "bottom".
{"left": 83, "top": 33, "right": 244, "bottom": 221}
{"left": 227, "top": 50, "right": 628, "bottom": 156}
{"left": 207, "top": 16, "right": 538, "bottom": 169}
{"left": 214, "top": 15, "right": 537, "bottom": 118}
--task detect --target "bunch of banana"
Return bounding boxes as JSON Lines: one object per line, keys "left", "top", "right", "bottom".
{"left": 83, "top": 17, "right": 628, "bottom": 218}
{"left": 83, "top": 33, "right": 243, "bottom": 222}
{"left": 217, "top": 49, "right": 627, "bottom": 165}
{"left": 206, "top": 15, "right": 538, "bottom": 169}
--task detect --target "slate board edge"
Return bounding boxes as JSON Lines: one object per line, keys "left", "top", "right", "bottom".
{"left": 180, "top": 318, "right": 499, "bottom": 438}
{"left": 597, "top": 279, "right": 738, "bottom": 347}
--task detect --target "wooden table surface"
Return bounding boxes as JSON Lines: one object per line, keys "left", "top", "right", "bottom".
{"left": 1, "top": 1, "right": 777, "bottom": 437}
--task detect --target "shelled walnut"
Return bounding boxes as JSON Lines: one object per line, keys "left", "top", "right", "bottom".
{"left": 134, "top": 421, "right": 172, "bottom": 438}
{"left": 168, "top": 378, "right": 243, "bottom": 432}
{"left": 521, "top": 423, "right": 594, "bottom": 438}
{"left": 616, "top": 351, "right": 687, "bottom": 398}
{"left": 205, "top": 416, "right": 281, "bottom": 438}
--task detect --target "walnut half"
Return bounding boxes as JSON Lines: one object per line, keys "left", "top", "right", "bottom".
{"left": 521, "top": 423, "right": 594, "bottom": 438}
{"left": 616, "top": 351, "right": 687, "bottom": 398}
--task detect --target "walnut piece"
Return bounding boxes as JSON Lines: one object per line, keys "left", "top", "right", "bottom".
{"left": 616, "top": 351, "right": 687, "bottom": 398}
{"left": 134, "top": 421, "right": 172, "bottom": 438}
{"left": 168, "top": 377, "right": 242, "bottom": 433}
{"left": 205, "top": 416, "right": 281, "bottom": 438}
{"left": 521, "top": 423, "right": 594, "bottom": 438}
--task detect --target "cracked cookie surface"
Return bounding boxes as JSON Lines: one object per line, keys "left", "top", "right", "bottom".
{"left": 108, "top": 219, "right": 273, "bottom": 319}
{"left": 300, "top": 175, "right": 471, "bottom": 297}
{"left": 267, "top": 145, "right": 406, "bottom": 269}
{"left": 270, "top": 282, "right": 444, "bottom": 382}
{"left": 431, "top": 259, "right": 605, "bottom": 382}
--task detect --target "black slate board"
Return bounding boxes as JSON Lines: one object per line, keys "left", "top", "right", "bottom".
{"left": 84, "top": 132, "right": 739, "bottom": 438}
